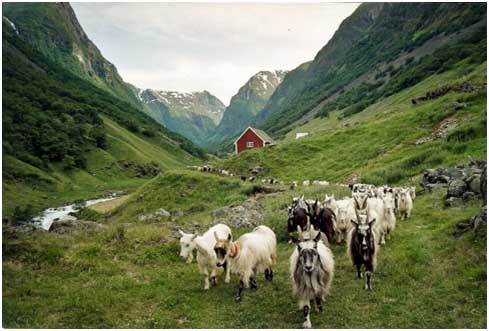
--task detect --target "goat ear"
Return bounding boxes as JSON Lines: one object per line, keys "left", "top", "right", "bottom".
{"left": 368, "top": 218, "right": 376, "bottom": 227}
{"left": 227, "top": 233, "right": 232, "bottom": 241}
{"left": 191, "top": 234, "right": 198, "bottom": 241}
{"left": 349, "top": 184, "right": 353, "bottom": 190}
{"left": 299, "top": 194, "right": 304, "bottom": 201}
{"left": 213, "top": 231, "right": 219, "bottom": 241}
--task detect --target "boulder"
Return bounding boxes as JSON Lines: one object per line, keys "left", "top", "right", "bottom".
{"left": 155, "top": 208, "right": 171, "bottom": 218}
{"left": 445, "top": 197, "right": 464, "bottom": 208}
{"left": 447, "top": 179, "right": 467, "bottom": 198}
{"left": 50, "top": 220, "right": 104, "bottom": 234}
{"left": 211, "top": 198, "right": 263, "bottom": 228}
{"left": 465, "top": 175, "right": 481, "bottom": 194}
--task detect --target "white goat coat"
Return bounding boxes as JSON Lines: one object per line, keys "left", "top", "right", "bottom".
{"left": 230, "top": 225, "right": 277, "bottom": 288}
{"left": 336, "top": 198, "right": 355, "bottom": 233}
{"left": 398, "top": 191, "right": 413, "bottom": 218}
{"left": 289, "top": 240, "right": 334, "bottom": 302}
{"left": 367, "top": 197, "right": 387, "bottom": 241}
{"left": 195, "top": 224, "right": 232, "bottom": 277}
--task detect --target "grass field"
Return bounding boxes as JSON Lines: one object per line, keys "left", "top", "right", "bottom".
{"left": 2, "top": 171, "right": 486, "bottom": 328}
{"left": 2, "top": 56, "right": 486, "bottom": 330}
{"left": 2, "top": 116, "right": 199, "bottom": 218}
{"left": 218, "top": 61, "right": 486, "bottom": 184}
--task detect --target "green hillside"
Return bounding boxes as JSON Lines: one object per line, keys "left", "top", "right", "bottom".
{"left": 2, "top": 2, "right": 141, "bottom": 107}
{"left": 218, "top": 60, "right": 486, "bottom": 183}
{"left": 2, "top": 21, "right": 203, "bottom": 217}
{"left": 3, "top": 171, "right": 485, "bottom": 328}
{"left": 257, "top": 3, "right": 486, "bottom": 137}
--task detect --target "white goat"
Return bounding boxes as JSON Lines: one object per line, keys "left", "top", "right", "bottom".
{"left": 381, "top": 193, "right": 396, "bottom": 240}
{"left": 397, "top": 188, "right": 413, "bottom": 220}
{"left": 290, "top": 229, "right": 334, "bottom": 329}
{"left": 409, "top": 186, "right": 416, "bottom": 200}
{"left": 178, "top": 223, "right": 232, "bottom": 290}
{"left": 334, "top": 198, "right": 355, "bottom": 244}
{"left": 214, "top": 225, "right": 277, "bottom": 302}
{"left": 367, "top": 197, "right": 387, "bottom": 245}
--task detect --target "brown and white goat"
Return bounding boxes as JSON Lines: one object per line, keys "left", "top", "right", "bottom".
{"left": 214, "top": 225, "right": 277, "bottom": 302}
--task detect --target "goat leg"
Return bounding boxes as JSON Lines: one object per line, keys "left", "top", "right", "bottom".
{"left": 356, "top": 264, "right": 363, "bottom": 279}
{"left": 224, "top": 261, "right": 230, "bottom": 284}
{"left": 236, "top": 280, "right": 244, "bottom": 302}
{"left": 365, "top": 270, "right": 373, "bottom": 291}
{"left": 315, "top": 297, "right": 323, "bottom": 312}
{"left": 250, "top": 277, "right": 258, "bottom": 290}
{"left": 265, "top": 268, "right": 274, "bottom": 281}
{"left": 303, "top": 304, "right": 311, "bottom": 329}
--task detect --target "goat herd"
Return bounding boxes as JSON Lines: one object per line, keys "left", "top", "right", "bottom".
{"left": 178, "top": 183, "right": 416, "bottom": 328}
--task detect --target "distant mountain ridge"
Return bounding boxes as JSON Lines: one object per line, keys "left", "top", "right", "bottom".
{"left": 207, "top": 70, "right": 287, "bottom": 147}
{"left": 136, "top": 88, "right": 226, "bottom": 147}
{"left": 256, "top": 2, "right": 487, "bottom": 136}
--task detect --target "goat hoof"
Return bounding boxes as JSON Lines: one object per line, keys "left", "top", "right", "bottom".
{"left": 235, "top": 296, "right": 241, "bottom": 303}
{"left": 303, "top": 321, "right": 312, "bottom": 329}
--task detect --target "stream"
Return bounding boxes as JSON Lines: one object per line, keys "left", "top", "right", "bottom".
{"left": 31, "top": 192, "right": 121, "bottom": 231}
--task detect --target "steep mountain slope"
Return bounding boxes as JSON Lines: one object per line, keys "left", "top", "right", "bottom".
{"left": 2, "top": 20, "right": 203, "bottom": 217}
{"left": 257, "top": 3, "right": 486, "bottom": 136}
{"left": 218, "top": 60, "right": 486, "bottom": 183}
{"left": 135, "top": 89, "right": 225, "bottom": 146}
{"left": 2, "top": 2, "right": 140, "bottom": 107}
{"left": 207, "top": 70, "right": 286, "bottom": 147}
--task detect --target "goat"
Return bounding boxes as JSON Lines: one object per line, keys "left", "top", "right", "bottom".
{"left": 409, "top": 186, "right": 416, "bottom": 200}
{"left": 367, "top": 197, "right": 387, "bottom": 245}
{"left": 325, "top": 195, "right": 355, "bottom": 244}
{"left": 397, "top": 189, "right": 413, "bottom": 220}
{"left": 214, "top": 225, "right": 277, "bottom": 302}
{"left": 179, "top": 224, "right": 232, "bottom": 289}
{"left": 290, "top": 181, "right": 298, "bottom": 190}
{"left": 306, "top": 200, "right": 335, "bottom": 245}
{"left": 381, "top": 193, "right": 396, "bottom": 240}
{"left": 347, "top": 211, "right": 377, "bottom": 291}
{"left": 290, "top": 229, "right": 334, "bottom": 328}
{"left": 353, "top": 191, "right": 386, "bottom": 245}
{"left": 288, "top": 205, "right": 309, "bottom": 243}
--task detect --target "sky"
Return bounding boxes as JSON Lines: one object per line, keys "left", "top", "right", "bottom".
{"left": 72, "top": 2, "right": 359, "bottom": 105}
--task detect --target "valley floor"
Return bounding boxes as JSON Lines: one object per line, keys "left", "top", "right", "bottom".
{"left": 2, "top": 174, "right": 486, "bottom": 328}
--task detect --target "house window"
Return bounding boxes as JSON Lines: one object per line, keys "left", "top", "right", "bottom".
{"left": 246, "top": 141, "right": 254, "bottom": 148}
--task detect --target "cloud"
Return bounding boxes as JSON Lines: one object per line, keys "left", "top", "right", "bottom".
{"left": 72, "top": 2, "right": 359, "bottom": 104}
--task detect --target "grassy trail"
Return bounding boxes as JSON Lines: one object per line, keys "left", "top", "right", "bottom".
{"left": 2, "top": 180, "right": 486, "bottom": 328}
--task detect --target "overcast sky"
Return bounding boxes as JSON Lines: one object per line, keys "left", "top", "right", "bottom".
{"left": 72, "top": 2, "right": 359, "bottom": 105}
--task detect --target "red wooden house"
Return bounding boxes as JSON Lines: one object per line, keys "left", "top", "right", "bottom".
{"left": 234, "top": 127, "right": 274, "bottom": 154}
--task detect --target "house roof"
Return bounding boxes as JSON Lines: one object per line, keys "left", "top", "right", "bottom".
{"left": 234, "top": 127, "right": 274, "bottom": 145}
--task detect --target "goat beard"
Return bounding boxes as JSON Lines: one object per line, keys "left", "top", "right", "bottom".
{"left": 293, "top": 260, "right": 327, "bottom": 299}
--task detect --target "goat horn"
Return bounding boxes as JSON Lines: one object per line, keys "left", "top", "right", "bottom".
{"left": 354, "top": 208, "right": 360, "bottom": 221}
